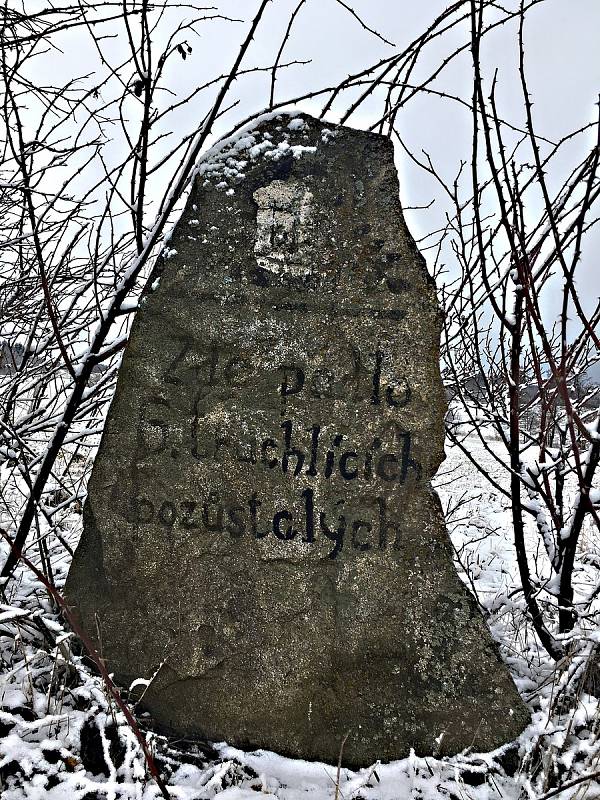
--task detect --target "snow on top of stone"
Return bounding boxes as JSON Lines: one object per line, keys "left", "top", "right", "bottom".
{"left": 193, "top": 110, "right": 331, "bottom": 193}
{"left": 287, "top": 117, "right": 307, "bottom": 131}
{"left": 156, "top": 112, "right": 339, "bottom": 267}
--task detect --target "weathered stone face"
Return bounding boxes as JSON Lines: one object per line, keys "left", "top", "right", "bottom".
{"left": 66, "top": 114, "right": 529, "bottom": 766}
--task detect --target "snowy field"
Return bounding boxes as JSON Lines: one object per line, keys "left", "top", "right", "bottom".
{"left": 1, "top": 435, "right": 599, "bottom": 799}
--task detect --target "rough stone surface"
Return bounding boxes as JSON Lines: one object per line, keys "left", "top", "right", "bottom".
{"left": 66, "top": 113, "right": 530, "bottom": 766}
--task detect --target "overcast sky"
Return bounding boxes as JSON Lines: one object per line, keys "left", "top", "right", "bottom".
{"left": 163, "top": 0, "right": 600, "bottom": 339}
{"left": 36, "top": 0, "right": 600, "bottom": 249}
{"left": 23, "top": 0, "right": 600, "bottom": 361}
{"left": 190, "top": 1, "right": 600, "bottom": 200}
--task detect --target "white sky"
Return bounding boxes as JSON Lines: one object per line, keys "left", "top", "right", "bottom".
{"left": 19, "top": 0, "right": 600, "bottom": 360}
{"left": 166, "top": 1, "right": 600, "bottom": 291}
{"left": 37, "top": 4, "right": 596, "bottom": 185}
{"left": 195, "top": 1, "right": 600, "bottom": 193}
{"left": 28, "top": 0, "right": 600, "bottom": 243}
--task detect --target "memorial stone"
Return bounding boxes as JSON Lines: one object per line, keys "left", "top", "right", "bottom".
{"left": 66, "top": 113, "right": 530, "bottom": 766}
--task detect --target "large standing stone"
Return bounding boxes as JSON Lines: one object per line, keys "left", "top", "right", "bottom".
{"left": 66, "top": 113, "right": 529, "bottom": 766}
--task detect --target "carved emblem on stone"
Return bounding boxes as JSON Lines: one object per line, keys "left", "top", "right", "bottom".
{"left": 253, "top": 180, "right": 314, "bottom": 275}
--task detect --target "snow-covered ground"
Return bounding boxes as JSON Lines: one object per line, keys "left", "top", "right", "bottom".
{"left": 1, "top": 435, "right": 599, "bottom": 799}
